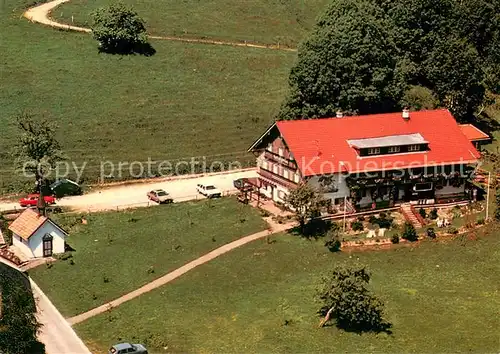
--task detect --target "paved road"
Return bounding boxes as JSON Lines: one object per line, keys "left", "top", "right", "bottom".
{"left": 0, "top": 169, "right": 258, "bottom": 212}
{"left": 31, "top": 280, "right": 92, "bottom": 354}
{"left": 0, "top": 258, "right": 91, "bottom": 353}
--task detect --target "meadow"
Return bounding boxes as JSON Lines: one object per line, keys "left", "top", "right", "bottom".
{"left": 74, "top": 226, "right": 500, "bottom": 353}
{"left": 29, "top": 197, "right": 267, "bottom": 317}
{"left": 0, "top": 0, "right": 301, "bottom": 192}
{"left": 53, "top": 0, "right": 330, "bottom": 46}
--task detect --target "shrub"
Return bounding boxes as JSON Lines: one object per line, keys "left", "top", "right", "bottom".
{"left": 379, "top": 212, "right": 387, "bottom": 219}
{"left": 103, "top": 275, "right": 110, "bottom": 283}
{"left": 429, "top": 208, "right": 438, "bottom": 220}
{"left": 391, "top": 234, "right": 400, "bottom": 244}
{"left": 258, "top": 208, "right": 271, "bottom": 217}
{"left": 419, "top": 208, "right": 427, "bottom": 219}
{"left": 402, "top": 222, "right": 418, "bottom": 242}
{"left": 447, "top": 227, "right": 459, "bottom": 235}
{"left": 357, "top": 216, "right": 365, "bottom": 222}
{"left": 427, "top": 227, "right": 436, "bottom": 239}
{"left": 376, "top": 218, "right": 393, "bottom": 229}
{"left": 351, "top": 220, "right": 364, "bottom": 231}
{"left": 476, "top": 218, "right": 485, "bottom": 225}
{"left": 54, "top": 252, "right": 72, "bottom": 261}
{"left": 369, "top": 215, "right": 378, "bottom": 224}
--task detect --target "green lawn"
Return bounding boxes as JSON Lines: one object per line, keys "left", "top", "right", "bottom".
{"left": 75, "top": 226, "right": 500, "bottom": 353}
{"left": 29, "top": 198, "right": 267, "bottom": 317}
{"left": 53, "top": 0, "right": 330, "bottom": 46}
{"left": 0, "top": 0, "right": 296, "bottom": 192}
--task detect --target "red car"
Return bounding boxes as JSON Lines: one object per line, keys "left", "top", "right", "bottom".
{"left": 19, "top": 194, "right": 56, "bottom": 208}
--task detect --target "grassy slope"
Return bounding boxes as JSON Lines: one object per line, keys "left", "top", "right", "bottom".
{"left": 0, "top": 0, "right": 296, "bottom": 191}
{"left": 29, "top": 198, "right": 267, "bottom": 317}
{"left": 75, "top": 228, "right": 500, "bottom": 353}
{"left": 53, "top": 0, "right": 330, "bottom": 46}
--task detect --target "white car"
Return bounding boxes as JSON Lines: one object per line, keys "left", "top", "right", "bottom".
{"left": 196, "top": 184, "right": 221, "bottom": 198}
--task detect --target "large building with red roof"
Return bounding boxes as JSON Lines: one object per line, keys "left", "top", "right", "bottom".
{"left": 248, "top": 109, "right": 488, "bottom": 210}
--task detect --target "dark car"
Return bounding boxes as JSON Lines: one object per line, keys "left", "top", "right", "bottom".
{"left": 50, "top": 178, "right": 82, "bottom": 198}
{"left": 109, "top": 343, "right": 148, "bottom": 354}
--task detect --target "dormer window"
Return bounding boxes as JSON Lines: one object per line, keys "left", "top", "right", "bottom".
{"left": 367, "top": 148, "right": 380, "bottom": 155}
{"left": 388, "top": 146, "right": 401, "bottom": 153}
{"left": 408, "top": 144, "right": 420, "bottom": 152}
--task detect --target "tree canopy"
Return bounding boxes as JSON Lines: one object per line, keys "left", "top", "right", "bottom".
{"left": 284, "top": 183, "right": 322, "bottom": 233}
{"left": 279, "top": 0, "right": 500, "bottom": 121}
{"left": 91, "top": 2, "right": 154, "bottom": 55}
{"left": 14, "top": 113, "right": 65, "bottom": 192}
{"left": 0, "top": 265, "right": 44, "bottom": 354}
{"left": 318, "top": 264, "right": 390, "bottom": 332}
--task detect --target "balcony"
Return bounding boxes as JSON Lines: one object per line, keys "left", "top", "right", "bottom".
{"left": 258, "top": 168, "right": 298, "bottom": 189}
{"left": 264, "top": 151, "right": 297, "bottom": 170}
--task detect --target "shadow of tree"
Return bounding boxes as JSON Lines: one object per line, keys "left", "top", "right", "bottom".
{"left": 98, "top": 41, "right": 156, "bottom": 57}
{"left": 317, "top": 306, "right": 393, "bottom": 335}
{"left": 290, "top": 218, "right": 333, "bottom": 240}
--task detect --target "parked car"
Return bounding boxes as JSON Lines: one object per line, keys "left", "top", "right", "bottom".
{"left": 50, "top": 178, "right": 82, "bottom": 198}
{"left": 19, "top": 194, "right": 56, "bottom": 208}
{"left": 233, "top": 178, "right": 245, "bottom": 189}
{"left": 196, "top": 183, "right": 221, "bottom": 198}
{"left": 147, "top": 189, "right": 173, "bottom": 204}
{"left": 108, "top": 343, "right": 148, "bottom": 354}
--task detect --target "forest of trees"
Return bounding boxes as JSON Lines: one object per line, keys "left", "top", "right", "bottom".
{"left": 279, "top": 0, "right": 500, "bottom": 122}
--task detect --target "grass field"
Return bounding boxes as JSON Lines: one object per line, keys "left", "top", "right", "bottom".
{"left": 29, "top": 197, "right": 267, "bottom": 317}
{"left": 53, "top": 0, "right": 330, "bottom": 46}
{"left": 0, "top": 0, "right": 297, "bottom": 192}
{"left": 74, "top": 226, "right": 500, "bottom": 353}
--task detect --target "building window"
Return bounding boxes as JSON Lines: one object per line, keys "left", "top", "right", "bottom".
{"left": 278, "top": 148, "right": 284, "bottom": 157}
{"left": 367, "top": 148, "right": 381, "bottom": 155}
{"left": 273, "top": 164, "right": 279, "bottom": 175}
{"left": 294, "top": 173, "right": 300, "bottom": 183}
{"left": 278, "top": 190, "right": 287, "bottom": 200}
{"left": 283, "top": 169, "right": 289, "bottom": 179}
{"left": 408, "top": 144, "right": 420, "bottom": 152}
{"left": 388, "top": 146, "right": 400, "bottom": 153}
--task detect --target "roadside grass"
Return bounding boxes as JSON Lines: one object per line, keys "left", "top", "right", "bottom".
{"left": 75, "top": 225, "right": 500, "bottom": 353}
{"left": 0, "top": 0, "right": 296, "bottom": 192}
{"left": 52, "top": 0, "right": 330, "bottom": 46}
{"left": 28, "top": 197, "right": 267, "bottom": 317}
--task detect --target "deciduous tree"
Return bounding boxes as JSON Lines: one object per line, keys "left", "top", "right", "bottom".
{"left": 91, "top": 2, "right": 153, "bottom": 55}
{"left": 278, "top": 0, "right": 407, "bottom": 120}
{"left": 318, "top": 265, "right": 389, "bottom": 332}
{"left": 0, "top": 265, "right": 44, "bottom": 354}
{"left": 285, "top": 183, "right": 322, "bottom": 233}
{"left": 14, "top": 113, "right": 65, "bottom": 192}
{"left": 279, "top": 0, "right": 500, "bottom": 121}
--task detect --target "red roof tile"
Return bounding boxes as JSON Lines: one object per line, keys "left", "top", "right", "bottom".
{"left": 275, "top": 109, "right": 480, "bottom": 176}
{"left": 458, "top": 124, "right": 490, "bottom": 141}
{"left": 8, "top": 209, "right": 48, "bottom": 241}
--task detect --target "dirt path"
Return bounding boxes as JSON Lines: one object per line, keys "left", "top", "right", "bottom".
{"left": 0, "top": 169, "right": 258, "bottom": 212}
{"left": 24, "top": 0, "right": 297, "bottom": 52}
{"left": 68, "top": 219, "right": 293, "bottom": 325}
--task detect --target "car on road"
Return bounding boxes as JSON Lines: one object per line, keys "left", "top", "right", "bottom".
{"left": 109, "top": 343, "right": 148, "bottom": 354}
{"left": 147, "top": 189, "right": 173, "bottom": 204}
{"left": 196, "top": 183, "right": 221, "bottom": 198}
{"left": 19, "top": 194, "right": 56, "bottom": 208}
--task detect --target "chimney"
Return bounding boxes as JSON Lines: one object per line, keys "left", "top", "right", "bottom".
{"left": 336, "top": 110, "right": 343, "bottom": 118}
{"left": 402, "top": 108, "right": 410, "bottom": 120}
